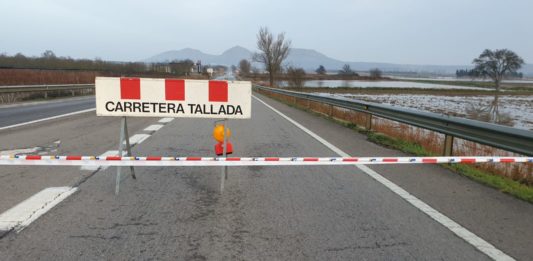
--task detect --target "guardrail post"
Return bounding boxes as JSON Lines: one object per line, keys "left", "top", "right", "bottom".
{"left": 365, "top": 113, "right": 372, "bottom": 130}
{"left": 443, "top": 134, "right": 454, "bottom": 156}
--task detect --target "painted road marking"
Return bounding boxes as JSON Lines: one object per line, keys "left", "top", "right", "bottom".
{"left": 0, "top": 187, "right": 78, "bottom": 232}
{"left": 81, "top": 123, "right": 158, "bottom": 171}
{"left": 125, "top": 134, "right": 150, "bottom": 146}
{"left": 144, "top": 124, "right": 164, "bottom": 132}
{"left": 158, "top": 118, "right": 174, "bottom": 123}
{"left": 0, "top": 147, "right": 39, "bottom": 155}
{"left": 253, "top": 95, "right": 514, "bottom": 261}
{"left": 0, "top": 108, "right": 96, "bottom": 131}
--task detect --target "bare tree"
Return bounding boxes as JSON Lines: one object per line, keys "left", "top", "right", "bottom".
{"left": 238, "top": 59, "right": 251, "bottom": 76}
{"left": 472, "top": 49, "right": 524, "bottom": 91}
{"left": 253, "top": 27, "right": 291, "bottom": 87}
{"left": 286, "top": 66, "right": 306, "bottom": 88}
{"left": 338, "top": 64, "right": 359, "bottom": 80}
{"left": 339, "top": 64, "right": 353, "bottom": 75}
{"left": 369, "top": 68, "right": 382, "bottom": 79}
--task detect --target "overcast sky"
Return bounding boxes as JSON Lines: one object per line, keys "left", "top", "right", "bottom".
{"left": 1, "top": 0, "right": 531, "bottom": 65}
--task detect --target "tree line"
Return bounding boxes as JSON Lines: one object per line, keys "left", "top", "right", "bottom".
{"left": 456, "top": 68, "right": 523, "bottom": 79}
{"left": 0, "top": 51, "right": 195, "bottom": 76}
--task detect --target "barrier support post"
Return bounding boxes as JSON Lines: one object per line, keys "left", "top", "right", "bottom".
{"left": 443, "top": 134, "right": 454, "bottom": 156}
{"left": 220, "top": 119, "right": 228, "bottom": 193}
{"left": 365, "top": 113, "right": 372, "bottom": 130}
{"left": 224, "top": 119, "right": 229, "bottom": 181}
{"left": 115, "top": 116, "right": 136, "bottom": 195}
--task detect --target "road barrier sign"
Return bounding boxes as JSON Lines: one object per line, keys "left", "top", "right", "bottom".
{"left": 95, "top": 77, "right": 251, "bottom": 194}
{"left": 96, "top": 77, "right": 252, "bottom": 119}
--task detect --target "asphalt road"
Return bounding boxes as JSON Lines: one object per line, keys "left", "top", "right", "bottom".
{"left": 0, "top": 96, "right": 95, "bottom": 128}
{"left": 0, "top": 94, "right": 531, "bottom": 260}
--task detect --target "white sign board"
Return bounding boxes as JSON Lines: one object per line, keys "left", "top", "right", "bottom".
{"left": 95, "top": 77, "right": 251, "bottom": 119}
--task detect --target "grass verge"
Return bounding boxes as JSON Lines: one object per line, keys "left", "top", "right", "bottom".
{"left": 366, "top": 132, "right": 533, "bottom": 203}
{"left": 260, "top": 91, "right": 533, "bottom": 203}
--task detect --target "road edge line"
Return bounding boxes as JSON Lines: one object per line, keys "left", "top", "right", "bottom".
{"left": 252, "top": 94, "right": 514, "bottom": 261}
{"left": 0, "top": 108, "right": 95, "bottom": 131}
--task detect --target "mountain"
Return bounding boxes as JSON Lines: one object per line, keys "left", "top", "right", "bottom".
{"left": 144, "top": 46, "right": 253, "bottom": 66}
{"left": 144, "top": 46, "right": 533, "bottom": 76}
{"left": 144, "top": 48, "right": 217, "bottom": 63}
{"left": 218, "top": 46, "right": 254, "bottom": 65}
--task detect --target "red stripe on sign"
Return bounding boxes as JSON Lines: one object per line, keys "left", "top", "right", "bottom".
{"left": 226, "top": 158, "right": 241, "bottom": 161}
{"left": 383, "top": 158, "right": 398, "bottom": 162}
{"left": 265, "top": 158, "right": 280, "bottom": 161}
{"left": 120, "top": 78, "right": 141, "bottom": 100}
{"left": 343, "top": 158, "right": 358, "bottom": 162}
{"left": 106, "top": 156, "right": 121, "bottom": 161}
{"left": 500, "top": 158, "right": 515, "bottom": 163}
{"left": 303, "top": 158, "right": 319, "bottom": 161}
{"left": 461, "top": 158, "right": 476, "bottom": 164}
{"left": 147, "top": 156, "right": 162, "bottom": 161}
{"left": 26, "top": 155, "right": 42, "bottom": 160}
{"left": 209, "top": 81, "right": 228, "bottom": 102}
{"left": 165, "top": 79, "right": 185, "bottom": 101}
{"left": 186, "top": 157, "right": 201, "bottom": 161}
{"left": 422, "top": 158, "right": 437, "bottom": 163}
{"left": 66, "top": 156, "right": 82, "bottom": 160}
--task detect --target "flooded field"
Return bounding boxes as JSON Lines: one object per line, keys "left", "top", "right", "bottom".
{"left": 324, "top": 93, "right": 533, "bottom": 130}
{"left": 279, "top": 80, "right": 487, "bottom": 90}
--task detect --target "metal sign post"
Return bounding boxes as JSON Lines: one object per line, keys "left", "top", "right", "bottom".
{"left": 224, "top": 120, "right": 229, "bottom": 181}
{"left": 216, "top": 119, "right": 229, "bottom": 193}
{"left": 115, "top": 116, "right": 136, "bottom": 195}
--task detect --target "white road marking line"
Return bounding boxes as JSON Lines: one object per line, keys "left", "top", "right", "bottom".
{"left": 81, "top": 124, "right": 156, "bottom": 171}
{"left": 126, "top": 134, "right": 150, "bottom": 145}
{"left": 253, "top": 95, "right": 514, "bottom": 261}
{"left": 0, "top": 108, "right": 95, "bottom": 131}
{"left": 0, "top": 147, "right": 40, "bottom": 155}
{"left": 144, "top": 124, "right": 164, "bottom": 132}
{"left": 158, "top": 118, "right": 174, "bottom": 123}
{"left": 0, "top": 187, "right": 78, "bottom": 232}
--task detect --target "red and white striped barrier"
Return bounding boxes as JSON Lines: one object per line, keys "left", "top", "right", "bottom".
{"left": 0, "top": 155, "right": 530, "bottom": 166}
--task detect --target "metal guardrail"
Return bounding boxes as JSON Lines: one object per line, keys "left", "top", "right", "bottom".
{"left": 0, "top": 84, "right": 94, "bottom": 94}
{"left": 254, "top": 85, "right": 533, "bottom": 156}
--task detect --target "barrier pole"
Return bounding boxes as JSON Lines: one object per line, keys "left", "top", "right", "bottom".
{"left": 115, "top": 117, "right": 126, "bottom": 195}
{"left": 220, "top": 119, "right": 228, "bottom": 193}
{"left": 224, "top": 120, "right": 229, "bottom": 180}
{"left": 124, "top": 118, "right": 136, "bottom": 179}
{"left": 115, "top": 117, "right": 135, "bottom": 195}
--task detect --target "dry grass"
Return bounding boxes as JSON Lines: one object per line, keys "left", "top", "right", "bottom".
{"left": 0, "top": 68, "right": 209, "bottom": 104}
{"left": 454, "top": 139, "right": 533, "bottom": 185}
{"left": 0, "top": 69, "right": 101, "bottom": 85}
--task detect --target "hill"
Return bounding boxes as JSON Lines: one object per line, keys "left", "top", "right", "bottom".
{"left": 144, "top": 46, "right": 533, "bottom": 76}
